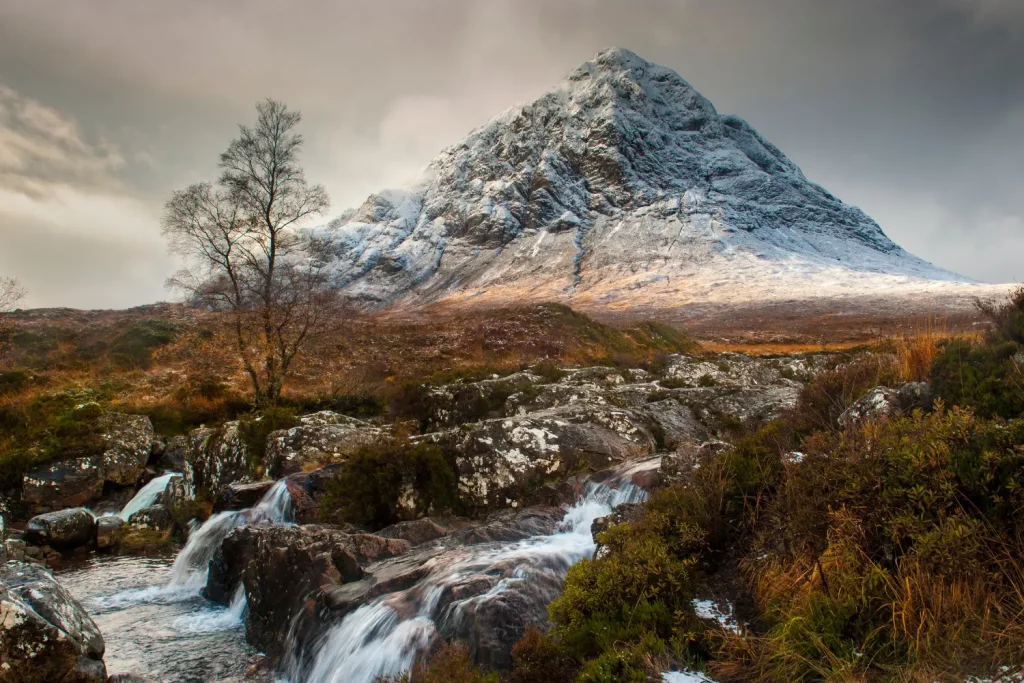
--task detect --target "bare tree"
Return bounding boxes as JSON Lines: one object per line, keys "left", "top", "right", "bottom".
{"left": 0, "top": 277, "right": 26, "bottom": 312}
{"left": 162, "top": 99, "right": 333, "bottom": 408}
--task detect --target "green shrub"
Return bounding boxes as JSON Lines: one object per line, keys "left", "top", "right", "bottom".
{"left": 375, "top": 642, "right": 498, "bottom": 683}
{"left": 239, "top": 406, "right": 299, "bottom": 477}
{"left": 930, "top": 339, "right": 1024, "bottom": 419}
{"left": 508, "top": 626, "right": 579, "bottom": 683}
{"left": 108, "top": 320, "right": 178, "bottom": 369}
{"left": 0, "top": 370, "right": 30, "bottom": 395}
{"left": 319, "top": 441, "right": 458, "bottom": 528}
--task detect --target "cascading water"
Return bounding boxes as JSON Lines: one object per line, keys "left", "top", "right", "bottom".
{"left": 116, "top": 471, "right": 181, "bottom": 520}
{"left": 285, "top": 458, "right": 659, "bottom": 683}
{"left": 169, "top": 479, "right": 295, "bottom": 591}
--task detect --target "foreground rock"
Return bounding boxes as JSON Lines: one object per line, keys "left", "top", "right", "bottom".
{"left": 21, "top": 412, "right": 155, "bottom": 510}
{"left": 206, "top": 524, "right": 410, "bottom": 659}
{"left": 23, "top": 508, "right": 96, "bottom": 549}
{"left": 95, "top": 515, "right": 126, "bottom": 549}
{"left": 0, "top": 562, "right": 107, "bottom": 682}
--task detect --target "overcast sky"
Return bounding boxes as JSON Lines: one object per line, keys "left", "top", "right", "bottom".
{"left": 0, "top": 0, "right": 1021, "bottom": 309}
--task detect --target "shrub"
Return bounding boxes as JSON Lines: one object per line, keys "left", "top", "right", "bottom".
{"left": 508, "top": 626, "right": 579, "bottom": 683}
{"left": 319, "top": 440, "right": 458, "bottom": 528}
{"left": 931, "top": 338, "right": 1024, "bottom": 419}
{"left": 108, "top": 320, "right": 178, "bottom": 369}
{"left": 238, "top": 406, "right": 299, "bottom": 477}
{"left": 791, "top": 355, "right": 898, "bottom": 432}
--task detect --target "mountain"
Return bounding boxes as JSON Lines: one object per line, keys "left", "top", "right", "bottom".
{"left": 318, "top": 48, "right": 1006, "bottom": 322}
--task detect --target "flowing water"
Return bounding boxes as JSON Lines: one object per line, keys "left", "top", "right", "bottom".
{"left": 58, "top": 462, "right": 655, "bottom": 683}
{"left": 285, "top": 458, "right": 657, "bottom": 683}
{"left": 116, "top": 471, "right": 182, "bottom": 520}
{"left": 58, "top": 480, "right": 295, "bottom": 682}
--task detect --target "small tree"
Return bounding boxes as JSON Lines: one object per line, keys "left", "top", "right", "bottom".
{"left": 163, "top": 99, "right": 334, "bottom": 408}
{"left": 0, "top": 277, "right": 26, "bottom": 312}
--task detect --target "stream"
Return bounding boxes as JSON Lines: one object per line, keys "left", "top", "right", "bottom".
{"left": 55, "top": 463, "right": 655, "bottom": 682}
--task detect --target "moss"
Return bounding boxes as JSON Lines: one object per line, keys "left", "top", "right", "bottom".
{"left": 930, "top": 339, "right": 1023, "bottom": 419}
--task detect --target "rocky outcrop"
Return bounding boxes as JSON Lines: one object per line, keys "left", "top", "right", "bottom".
{"left": 660, "top": 440, "right": 731, "bottom": 486}
{"left": 206, "top": 524, "right": 409, "bottom": 660}
{"left": 839, "top": 382, "right": 936, "bottom": 428}
{"left": 436, "top": 403, "right": 655, "bottom": 511}
{"left": 183, "top": 422, "right": 251, "bottom": 497}
{"left": 421, "top": 372, "right": 541, "bottom": 431}
{"left": 0, "top": 562, "right": 107, "bottom": 682}
{"left": 265, "top": 411, "right": 385, "bottom": 477}
{"left": 21, "top": 412, "right": 155, "bottom": 510}
{"left": 23, "top": 508, "right": 96, "bottom": 550}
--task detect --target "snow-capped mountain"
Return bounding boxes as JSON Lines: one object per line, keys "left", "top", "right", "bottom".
{"left": 320, "top": 48, "right": 1005, "bottom": 317}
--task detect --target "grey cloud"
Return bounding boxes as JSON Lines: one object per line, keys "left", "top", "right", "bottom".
{"left": 0, "top": 0, "right": 1020, "bottom": 307}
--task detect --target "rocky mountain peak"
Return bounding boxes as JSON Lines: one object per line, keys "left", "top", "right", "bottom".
{"left": 319, "top": 48, "right": 977, "bottom": 313}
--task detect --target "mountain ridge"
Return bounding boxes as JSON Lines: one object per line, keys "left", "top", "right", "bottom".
{"left": 317, "top": 47, "right": 1006, "bottom": 318}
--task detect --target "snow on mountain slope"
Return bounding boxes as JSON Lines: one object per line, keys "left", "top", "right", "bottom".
{"left": 318, "top": 48, "right": 1011, "bottom": 316}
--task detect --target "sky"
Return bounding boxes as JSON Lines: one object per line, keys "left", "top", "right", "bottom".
{"left": 0, "top": 0, "right": 1021, "bottom": 309}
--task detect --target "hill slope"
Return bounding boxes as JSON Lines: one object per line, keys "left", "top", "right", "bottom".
{"left": 319, "top": 48, "right": 1009, "bottom": 321}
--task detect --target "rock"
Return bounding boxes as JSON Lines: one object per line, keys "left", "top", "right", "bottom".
{"left": 375, "top": 517, "right": 470, "bottom": 546}
{"left": 23, "top": 508, "right": 96, "bottom": 549}
{"left": 265, "top": 411, "right": 386, "bottom": 477}
{"left": 183, "top": 422, "right": 251, "bottom": 497}
{"left": 592, "top": 503, "right": 645, "bottom": 543}
{"left": 206, "top": 524, "right": 409, "bottom": 661}
{"left": 0, "top": 561, "right": 107, "bottom": 682}
{"left": 161, "top": 473, "right": 189, "bottom": 510}
{"left": 642, "top": 399, "right": 709, "bottom": 448}
{"left": 421, "top": 372, "right": 542, "bottom": 431}
{"left": 660, "top": 440, "right": 730, "bottom": 486}
{"left": 282, "top": 465, "right": 344, "bottom": 524}
{"left": 437, "top": 403, "right": 655, "bottom": 511}
{"left": 161, "top": 435, "right": 188, "bottom": 471}
{"left": 214, "top": 480, "right": 275, "bottom": 512}
{"left": 5, "top": 539, "right": 26, "bottom": 562}
{"left": 21, "top": 412, "right": 155, "bottom": 509}
{"left": 896, "top": 382, "right": 934, "bottom": 413}
{"left": 95, "top": 516, "right": 125, "bottom": 549}
{"left": 127, "top": 504, "right": 172, "bottom": 530}
{"left": 99, "top": 413, "right": 155, "bottom": 486}
{"left": 839, "top": 383, "right": 934, "bottom": 428}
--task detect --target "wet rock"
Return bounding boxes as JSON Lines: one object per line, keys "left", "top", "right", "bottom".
{"left": 0, "top": 561, "right": 107, "bottom": 682}
{"left": 21, "top": 412, "right": 155, "bottom": 509}
{"left": 23, "top": 508, "right": 96, "bottom": 549}
{"left": 95, "top": 515, "right": 125, "bottom": 549}
{"left": 592, "top": 503, "right": 645, "bottom": 542}
{"left": 183, "top": 422, "right": 252, "bottom": 497}
{"left": 265, "top": 411, "right": 386, "bottom": 477}
{"left": 283, "top": 465, "right": 345, "bottom": 524}
{"left": 161, "top": 473, "right": 189, "bottom": 510}
{"left": 5, "top": 538, "right": 26, "bottom": 562}
{"left": 215, "top": 480, "right": 275, "bottom": 512}
{"left": 206, "top": 524, "right": 409, "bottom": 661}
{"left": 127, "top": 504, "right": 172, "bottom": 530}
{"left": 376, "top": 517, "right": 470, "bottom": 546}
{"left": 0, "top": 517, "right": 5, "bottom": 565}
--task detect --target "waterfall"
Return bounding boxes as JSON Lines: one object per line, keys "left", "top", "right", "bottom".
{"left": 167, "top": 479, "right": 294, "bottom": 591}
{"left": 287, "top": 458, "right": 659, "bottom": 683}
{"left": 117, "top": 472, "right": 181, "bottom": 520}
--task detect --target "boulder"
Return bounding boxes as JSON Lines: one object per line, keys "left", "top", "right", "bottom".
{"left": 127, "top": 504, "right": 172, "bottom": 530}
{"left": 160, "top": 435, "right": 188, "bottom": 471}
{"left": 23, "top": 508, "right": 96, "bottom": 549}
{"left": 641, "top": 399, "right": 709, "bottom": 448}
{"left": 21, "top": 412, "right": 155, "bottom": 509}
{"left": 206, "top": 524, "right": 409, "bottom": 660}
{"left": 839, "top": 383, "right": 934, "bottom": 428}
{"left": 5, "top": 538, "right": 27, "bottom": 562}
{"left": 95, "top": 515, "right": 125, "bottom": 549}
{"left": 183, "top": 422, "right": 251, "bottom": 497}
{"left": 214, "top": 480, "right": 275, "bottom": 512}
{"left": 376, "top": 517, "right": 470, "bottom": 546}
{"left": 265, "top": 411, "right": 386, "bottom": 477}
{"left": 437, "top": 404, "right": 655, "bottom": 511}
{"left": 0, "top": 562, "right": 107, "bottom": 682}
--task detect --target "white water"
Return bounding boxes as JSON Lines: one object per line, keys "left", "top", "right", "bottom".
{"left": 116, "top": 472, "right": 181, "bottom": 520}
{"left": 168, "top": 479, "right": 294, "bottom": 591}
{"left": 288, "top": 459, "right": 657, "bottom": 683}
